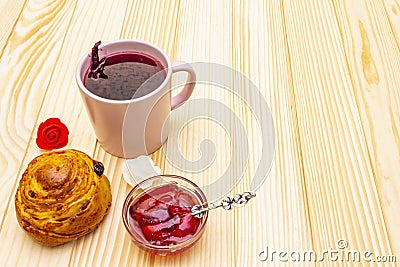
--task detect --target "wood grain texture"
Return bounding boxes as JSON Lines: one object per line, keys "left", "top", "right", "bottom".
{"left": 333, "top": 0, "right": 400, "bottom": 257}
{"left": 152, "top": 0, "right": 236, "bottom": 266}
{"left": 382, "top": 0, "right": 400, "bottom": 46}
{"left": 0, "top": 0, "right": 399, "bottom": 266}
{"left": 0, "top": 0, "right": 78, "bottom": 230}
{"left": 232, "top": 1, "right": 313, "bottom": 266}
{"left": 0, "top": 0, "right": 26, "bottom": 54}
{"left": 0, "top": 0, "right": 128, "bottom": 266}
{"left": 283, "top": 0, "right": 394, "bottom": 266}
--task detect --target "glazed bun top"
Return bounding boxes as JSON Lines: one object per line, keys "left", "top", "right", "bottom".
{"left": 15, "top": 149, "right": 112, "bottom": 246}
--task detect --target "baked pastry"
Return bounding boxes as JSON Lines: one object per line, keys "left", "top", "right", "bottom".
{"left": 15, "top": 149, "right": 112, "bottom": 246}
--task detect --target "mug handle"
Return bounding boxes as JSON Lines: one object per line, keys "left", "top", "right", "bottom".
{"left": 170, "top": 61, "right": 196, "bottom": 110}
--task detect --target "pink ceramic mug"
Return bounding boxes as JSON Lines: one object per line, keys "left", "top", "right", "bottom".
{"left": 76, "top": 40, "right": 195, "bottom": 158}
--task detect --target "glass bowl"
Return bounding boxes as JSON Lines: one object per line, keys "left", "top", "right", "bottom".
{"left": 122, "top": 175, "right": 208, "bottom": 256}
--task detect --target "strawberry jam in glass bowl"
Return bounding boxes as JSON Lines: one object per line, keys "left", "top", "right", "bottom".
{"left": 122, "top": 175, "right": 208, "bottom": 255}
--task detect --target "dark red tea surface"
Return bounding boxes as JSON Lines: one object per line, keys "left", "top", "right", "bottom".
{"left": 128, "top": 183, "right": 202, "bottom": 246}
{"left": 84, "top": 52, "right": 166, "bottom": 100}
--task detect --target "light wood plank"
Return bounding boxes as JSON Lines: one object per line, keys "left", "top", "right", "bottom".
{"left": 0, "top": 0, "right": 78, "bottom": 230}
{"left": 333, "top": 0, "right": 400, "bottom": 257}
{"left": 283, "top": 0, "right": 394, "bottom": 266}
{"left": 232, "top": 0, "right": 313, "bottom": 266}
{"left": 0, "top": 0, "right": 26, "bottom": 53}
{"left": 0, "top": 0, "right": 129, "bottom": 266}
{"left": 0, "top": 0, "right": 397, "bottom": 266}
{"left": 382, "top": 0, "right": 400, "bottom": 46}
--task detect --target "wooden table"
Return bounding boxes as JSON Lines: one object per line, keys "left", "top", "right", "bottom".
{"left": 0, "top": 0, "right": 399, "bottom": 266}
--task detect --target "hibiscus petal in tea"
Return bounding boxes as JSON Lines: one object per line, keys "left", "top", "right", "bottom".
{"left": 84, "top": 41, "right": 166, "bottom": 100}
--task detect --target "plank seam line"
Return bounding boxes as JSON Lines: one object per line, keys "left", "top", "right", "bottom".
{"left": 0, "top": 0, "right": 28, "bottom": 58}
{"left": 331, "top": 0, "right": 394, "bottom": 256}
{"left": 0, "top": 0, "right": 29, "bottom": 231}
{"left": 280, "top": 0, "right": 316, "bottom": 256}
{"left": 168, "top": 0, "right": 182, "bottom": 180}
{"left": 379, "top": 0, "right": 400, "bottom": 54}
{"left": 231, "top": 1, "right": 238, "bottom": 266}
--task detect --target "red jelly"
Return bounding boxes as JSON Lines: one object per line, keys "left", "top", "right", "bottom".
{"left": 123, "top": 175, "right": 208, "bottom": 255}
{"left": 128, "top": 183, "right": 202, "bottom": 246}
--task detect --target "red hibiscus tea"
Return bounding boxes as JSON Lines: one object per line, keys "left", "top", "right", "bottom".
{"left": 83, "top": 43, "right": 166, "bottom": 100}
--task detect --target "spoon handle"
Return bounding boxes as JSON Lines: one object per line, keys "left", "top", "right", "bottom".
{"left": 191, "top": 191, "right": 256, "bottom": 218}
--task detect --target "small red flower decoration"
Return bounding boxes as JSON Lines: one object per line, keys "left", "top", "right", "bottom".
{"left": 36, "top": 118, "right": 69, "bottom": 150}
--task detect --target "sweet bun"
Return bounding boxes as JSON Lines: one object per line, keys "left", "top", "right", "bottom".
{"left": 15, "top": 149, "right": 112, "bottom": 246}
